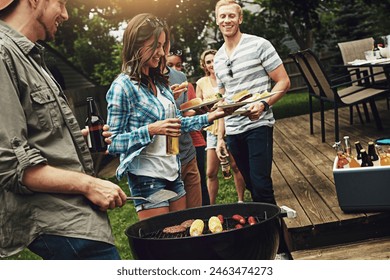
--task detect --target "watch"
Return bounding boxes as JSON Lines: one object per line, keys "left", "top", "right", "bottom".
{"left": 260, "top": 100, "right": 270, "bottom": 112}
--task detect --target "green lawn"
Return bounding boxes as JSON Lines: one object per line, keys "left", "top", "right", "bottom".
{"left": 4, "top": 90, "right": 328, "bottom": 260}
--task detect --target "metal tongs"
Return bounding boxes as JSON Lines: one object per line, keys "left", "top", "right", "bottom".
{"left": 126, "top": 189, "right": 177, "bottom": 203}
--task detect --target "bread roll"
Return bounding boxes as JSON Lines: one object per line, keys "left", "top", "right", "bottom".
{"left": 172, "top": 81, "right": 188, "bottom": 91}
{"left": 180, "top": 97, "right": 202, "bottom": 110}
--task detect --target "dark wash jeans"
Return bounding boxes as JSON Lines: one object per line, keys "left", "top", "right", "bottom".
{"left": 226, "top": 125, "right": 276, "bottom": 204}
{"left": 28, "top": 234, "right": 121, "bottom": 260}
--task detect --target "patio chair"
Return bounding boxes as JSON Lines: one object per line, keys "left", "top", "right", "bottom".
{"left": 290, "top": 49, "right": 387, "bottom": 142}
{"left": 338, "top": 38, "right": 389, "bottom": 109}
{"left": 289, "top": 51, "right": 365, "bottom": 142}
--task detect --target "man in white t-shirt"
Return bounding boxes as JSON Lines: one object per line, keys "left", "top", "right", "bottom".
{"left": 214, "top": 0, "right": 290, "bottom": 204}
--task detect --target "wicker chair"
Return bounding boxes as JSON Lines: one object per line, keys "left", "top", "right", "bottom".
{"left": 290, "top": 49, "right": 387, "bottom": 142}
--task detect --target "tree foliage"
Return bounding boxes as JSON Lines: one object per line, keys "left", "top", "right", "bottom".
{"left": 51, "top": 0, "right": 390, "bottom": 85}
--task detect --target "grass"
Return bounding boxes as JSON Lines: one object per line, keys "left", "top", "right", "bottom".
{"left": 4, "top": 90, "right": 328, "bottom": 260}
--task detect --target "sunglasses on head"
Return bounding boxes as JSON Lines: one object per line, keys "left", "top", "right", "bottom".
{"left": 226, "top": 60, "right": 233, "bottom": 77}
{"left": 145, "top": 17, "right": 166, "bottom": 28}
{"left": 168, "top": 50, "right": 183, "bottom": 56}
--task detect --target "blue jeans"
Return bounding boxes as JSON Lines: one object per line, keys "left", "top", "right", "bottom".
{"left": 226, "top": 126, "right": 276, "bottom": 204}
{"left": 28, "top": 234, "right": 121, "bottom": 260}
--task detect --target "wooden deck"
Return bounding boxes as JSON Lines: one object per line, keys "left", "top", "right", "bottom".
{"left": 273, "top": 98, "right": 390, "bottom": 259}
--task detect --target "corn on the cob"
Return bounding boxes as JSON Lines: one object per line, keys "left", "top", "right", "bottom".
{"left": 189, "top": 219, "right": 204, "bottom": 236}
{"left": 208, "top": 216, "right": 223, "bottom": 233}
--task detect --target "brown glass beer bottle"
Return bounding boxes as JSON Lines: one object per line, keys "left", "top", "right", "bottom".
{"left": 355, "top": 141, "right": 363, "bottom": 160}
{"left": 360, "top": 149, "right": 373, "bottom": 167}
{"left": 367, "top": 141, "right": 379, "bottom": 161}
{"left": 85, "top": 97, "right": 107, "bottom": 153}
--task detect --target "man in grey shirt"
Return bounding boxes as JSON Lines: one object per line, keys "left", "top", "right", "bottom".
{"left": 0, "top": 0, "right": 126, "bottom": 259}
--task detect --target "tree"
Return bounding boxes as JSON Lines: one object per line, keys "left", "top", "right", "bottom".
{"left": 50, "top": 0, "right": 390, "bottom": 85}
{"left": 52, "top": 0, "right": 219, "bottom": 85}
{"left": 251, "top": 0, "right": 335, "bottom": 51}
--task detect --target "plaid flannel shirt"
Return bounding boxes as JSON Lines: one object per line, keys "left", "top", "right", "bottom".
{"left": 106, "top": 73, "right": 210, "bottom": 179}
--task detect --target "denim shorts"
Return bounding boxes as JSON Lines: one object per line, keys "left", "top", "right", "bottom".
{"left": 127, "top": 173, "right": 186, "bottom": 212}
{"left": 206, "top": 131, "right": 217, "bottom": 150}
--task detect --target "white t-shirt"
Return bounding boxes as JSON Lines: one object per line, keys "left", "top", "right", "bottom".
{"left": 128, "top": 88, "right": 179, "bottom": 181}
{"left": 214, "top": 34, "right": 283, "bottom": 135}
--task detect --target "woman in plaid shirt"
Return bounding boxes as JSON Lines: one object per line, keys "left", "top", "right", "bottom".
{"left": 106, "top": 13, "right": 226, "bottom": 220}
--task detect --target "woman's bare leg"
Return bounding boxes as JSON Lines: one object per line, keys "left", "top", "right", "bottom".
{"left": 230, "top": 154, "right": 246, "bottom": 202}
{"left": 207, "top": 149, "right": 220, "bottom": 204}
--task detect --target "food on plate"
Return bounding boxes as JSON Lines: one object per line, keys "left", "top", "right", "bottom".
{"left": 248, "top": 216, "right": 256, "bottom": 225}
{"left": 231, "top": 90, "right": 253, "bottom": 103}
{"left": 180, "top": 97, "right": 202, "bottom": 111}
{"left": 232, "top": 214, "right": 246, "bottom": 225}
{"left": 243, "top": 90, "right": 274, "bottom": 102}
{"left": 180, "top": 219, "right": 195, "bottom": 229}
{"left": 171, "top": 81, "right": 188, "bottom": 91}
{"left": 208, "top": 216, "right": 223, "bottom": 233}
{"left": 162, "top": 224, "right": 187, "bottom": 234}
{"left": 189, "top": 219, "right": 204, "bottom": 236}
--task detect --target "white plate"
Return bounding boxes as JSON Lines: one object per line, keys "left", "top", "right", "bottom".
{"left": 230, "top": 109, "right": 250, "bottom": 116}
{"left": 218, "top": 91, "right": 279, "bottom": 109}
{"left": 181, "top": 98, "right": 222, "bottom": 112}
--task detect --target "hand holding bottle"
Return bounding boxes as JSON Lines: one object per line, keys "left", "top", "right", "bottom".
{"left": 216, "top": 138, "right": 229, "bottom": 162}
{"left": 84, "top": 97, "right": 108, "bottom": 153}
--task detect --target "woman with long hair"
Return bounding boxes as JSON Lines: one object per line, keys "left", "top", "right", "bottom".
{"left": 106, "top": 14, "right": 226, "bottom": 220}
{"left": 196, "top": 49, "right": 246, "bottom": 204}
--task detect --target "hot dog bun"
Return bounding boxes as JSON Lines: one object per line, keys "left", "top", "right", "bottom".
{"left": 172, "top": 81, "right": 188, "bottom": 91}
{"left": 180, "top": 97, "right": 202, "bottom": 110}
{"left": 231, "top": 90, "right": 252, "bottom": 102}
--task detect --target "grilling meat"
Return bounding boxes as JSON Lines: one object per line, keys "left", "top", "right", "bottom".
{"left": 180, "top": 219, "right": 195, "bottom": 228}
{"left": 162, "top": 225, "right": 186, "bottom": 234}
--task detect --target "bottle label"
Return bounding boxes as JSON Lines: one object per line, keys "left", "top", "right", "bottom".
{"left": 85, "top": 124, "right": 106, "bottom": 152}
{"left": 88, "top": 124, "right": 104, "bottom": 132}
{"left": 85, "top": 125, "right": 92, "bottom": 148}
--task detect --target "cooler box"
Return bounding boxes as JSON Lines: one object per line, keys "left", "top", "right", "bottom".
{"left": 333, "top": 157, "right": 390, "bottom": 213}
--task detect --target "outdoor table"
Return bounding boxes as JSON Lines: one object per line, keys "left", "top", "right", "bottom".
{"left": 333, "top": 58, "right": 390, "bottom": 87}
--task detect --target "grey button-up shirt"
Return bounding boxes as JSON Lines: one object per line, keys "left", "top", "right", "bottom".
{"left": 0, "top": 21, "right": 114, "bottom": 257}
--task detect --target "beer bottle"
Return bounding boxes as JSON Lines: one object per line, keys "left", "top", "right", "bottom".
{"left": 355, "top": 141, "right": 363, "bottom": 160}
{"left": 348, "top": 156, "right": 361, "bottom": 168}
{"left": 360, "top": 149, "right": 373, "bottom": 167}
{"left": 376, "top": 145, "right": 390, "bottom": 166}
{"left": 85, "top": 97, "right": 107, "bottom": 153}
{"left": 336, "top": 151, "right": 349, "bottom": 168}
{"left": 166, "top": 103, "right": 179, "bottom": 155}
{"left": 367, "top": 141, "right": 379, "bottom": 161}
{"left": 343, "top": 136, "right": 352, "bottom": 156}
{"left": 220, "top": 152, "right": 232, "bottom": 179}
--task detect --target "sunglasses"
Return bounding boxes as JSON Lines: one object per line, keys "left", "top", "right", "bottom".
{"left": 226, "top": 59, "right": 233, "bottom": 77}
{"left": 168, "top": 50, "right": 183, "bottom": 56}
{"left": 145, "top": 17, "right": 166, "bottom": 28}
